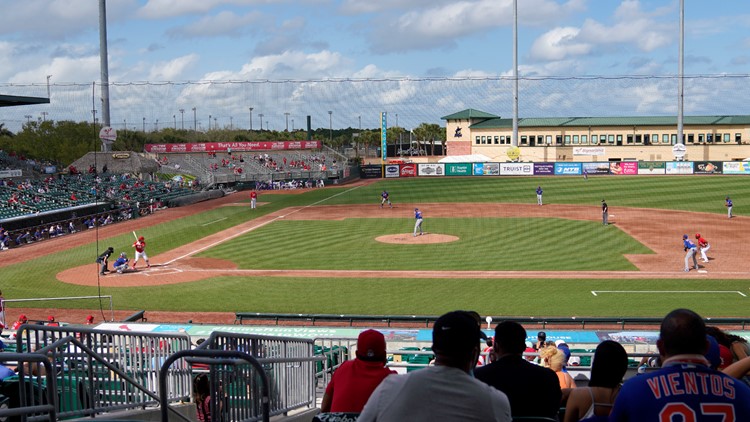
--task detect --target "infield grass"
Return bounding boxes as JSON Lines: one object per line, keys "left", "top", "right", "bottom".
{"left": 3, "top": 175, "right": 750, "bottom": 318}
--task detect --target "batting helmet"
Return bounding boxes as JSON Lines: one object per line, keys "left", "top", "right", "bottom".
{"left": 138, "top": 236, "right": 144, "bottom": 241}
{"left": 683, "top": 234, "right": 688, "bottom": 239}
{"left": 695, "top": 233, "right": 701, "bottom": 239}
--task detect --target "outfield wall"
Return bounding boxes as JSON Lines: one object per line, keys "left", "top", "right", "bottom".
{"left": 361, "top": 160, "right": 750, "bottom": 178}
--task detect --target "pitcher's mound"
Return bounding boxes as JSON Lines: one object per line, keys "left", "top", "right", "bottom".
{"left": 376, "top": 233, "right": 459, "bottom": 244}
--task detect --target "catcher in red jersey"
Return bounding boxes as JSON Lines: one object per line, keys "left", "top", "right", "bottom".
{"left": 132, "top": 236, "right": 150, "bottom": 269}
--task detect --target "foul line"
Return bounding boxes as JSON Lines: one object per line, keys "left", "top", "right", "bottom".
{"left": 165, "top": 184, "right": 366, "bottom": 265}
{"left": 201, "top": 217, "right": 227, "bottom": 226}
{"left": 592, "top": 290, "right": 747, "bottom": 297}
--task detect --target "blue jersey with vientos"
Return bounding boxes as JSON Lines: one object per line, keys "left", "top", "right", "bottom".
{"left": 683, "top": 239, "right": 696, "bottom": 249}
{"left": 415, "top": 210, "right": 422, "bottom": 220}
{"left": 610, "top": 358, "right": 750, "bottom": 421}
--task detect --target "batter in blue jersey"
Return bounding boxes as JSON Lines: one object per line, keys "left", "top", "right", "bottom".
{"left": 413, "top": 208, "right": 423, "bottom": 237}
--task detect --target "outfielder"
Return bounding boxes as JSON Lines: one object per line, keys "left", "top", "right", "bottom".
{"left": 132, "top": 236, "right": 150, "bottom": 269}
{"left": 413, "top": 208, "right": 423, "bottom": 236}
{"left": 682, "top": 234, "right": 698, "bottom": 272}
{"left": 536, "top": 186, "right": 543, "bottom": 206}
{"left": 695, "top": 233, "right": 710, "bottom": 262}
{"left": 380, "top": 190, "right": 392, "bottom": 208}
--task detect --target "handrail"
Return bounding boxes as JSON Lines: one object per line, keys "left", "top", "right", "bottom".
{"left": 236, "top": 313, "right": 749, "bottom": 329}
{"left": 0, "top": 353, "right": 57, "bottom": 422}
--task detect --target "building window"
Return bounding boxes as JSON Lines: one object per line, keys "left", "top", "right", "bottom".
{"left": 546, "top": 135, "right": 552, "bottom": 145}
{"left": 475, "top": 136, "right": 480, "bottom": 145}
{"left": 706, "top": 133, "right": 713, "bottom": 143}
{"left": 616, "top": 135, "right": 623, "bottom": 145}
{"left": 671, "top": 134, "right": 678, "bottom": 143}
{"left": 591, "top": 135, "right": 598, "bottom": 145}
{"left": 608, "top": 135, "right": 615, "bottom": 144}
{"left": 581, "top": 135, "right": 588, "bottom": 144}
{"left": 556, "top": 135, "right": 562, "bottom": 145}
{"left": 500, "top": 136, "right": 505, "bottom": 144}
{"left": 564, "top": 135, "right": 571, "bottom": 145}
{"left": 573, "top": 135, "right": 579, "bottom": 144}
{"left": 626, "top": 134, "right": 634, "bottom": 144}
{"left": 494, "top": 136, "right": 499, "bottom": 144}
{"left": 662, "top": 134, "right": 669, "bottom": 144}
{"left": 687, "top": 134, "right": 694, "bottom": 143}
{"left": 652, "top": 133, "right": 658, "bottom": 142}
{"left": 724, "top": 133, "right": 731, "bottom": 143}
{"left": 521, "top": 136, "right": 528, "bottom": 145}
{"left": 736, "top": 133, "right": 742, "bottom": 143}
{"left": 698, "top": 134, "right": 704, "bottom": 143}
{"left": 481, "top": 136, "right": 487, "bottom": 144}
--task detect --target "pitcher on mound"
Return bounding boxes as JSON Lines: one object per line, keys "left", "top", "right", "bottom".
{"left": 132, "top": 236, "right": 150, "bottom": 269}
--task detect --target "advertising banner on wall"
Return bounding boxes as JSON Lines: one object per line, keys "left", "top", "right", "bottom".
{"left": 609, "top": 162, "right": 638, "bottom": 175}
{"left": 694, "top": 161, "right": 723, "bottom": 174}
{"left": 445, "top": 163, "right": 472, "bottom": 176}
{"left": 384, "top": 164, "right": 400, "bottom": 178}
{"left": 666, "top": 162, "right": 694, "bottom": 174}
{"left": 418, "top": 163, "right": 445, "bottom": 176}
{"left": 500, "top": 162, "right": 534, "bottom": 176}
{"left": 145, "top": 141, "right": 321, "bottom": 153}
{"left": 722, "top": 162, "right": 750, "bottom": 174}
{"left": 473, "top": 163, "right": 500, "bottom": 176}
{"left": 0, "top": 169, "right": 22, "bottom": 178}
{"left": 638, "top": 161, "right": 666, "bottom": 175}
{"left": 554, "top": 162, "right": 582, "bottom": 175}
{"left": 533, "top": 163, "right": 555, "bottom": 175}
{"left": 399, "top": 163, "right": 417, "bottom": 177}
{"left": 582, "top": 162, "right": 611, "bottom": 175}
{"left": 360, "top": 165, "right": 383, "bottom": 179}
{"left": 573, "top": 147, "right": 606, "bottom": 156}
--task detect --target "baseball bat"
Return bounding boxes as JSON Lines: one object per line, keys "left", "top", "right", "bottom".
{"left": 132, "top": 231, "right": 138, "bottom": 241}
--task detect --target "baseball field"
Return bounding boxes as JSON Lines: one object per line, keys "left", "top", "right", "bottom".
{"left": 2, "top": 175, "right": 750, "bottom": 322}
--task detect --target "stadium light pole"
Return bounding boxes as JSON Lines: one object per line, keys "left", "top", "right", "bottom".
{"left": 259, "top": 114, "right": 264, "bottom": 130}
{"left": 208, "top": 114, "right": 212, "bottom": 131}
{"left": 677, "top": 0, "right": 684, "bottom": 145}
{"left": 192, "top": 107, "right": 197, "bottom": 131}
{"left": 512, "top": 0, "right": 519, "bottom": 148}
{"left": 230, "top": 116, "right": 233, "bottom": 130}
{"left": 155, "top": 119, "right": 159, "bottom": 132}
{"left": 284, "top": 112, "right": 290, "bottom": 132}
{"left": 328, "top": 110, "right": 333, "bottom": 142}
{"left": 24, "top": 115, "right": 32, "bottom": 124}
{"left": 249, "top": 107, "right": 253, "bottom": 131}
{"left": 173, "top": 115, "right": 176, "bottom": 129}
{"left": 41, "top": 111, "right": 48, "bottom": 122}
{"left": 142, "top": 117, "right": 145, "bottom": 132}
{"left": 179, "top": 109, "right": 184, "bottom": 130}
{"left": 358, "top": 115, "right": 361, "bottom": 130}
{"left": 214, "top": 117, "right": 218, "bottom": 130}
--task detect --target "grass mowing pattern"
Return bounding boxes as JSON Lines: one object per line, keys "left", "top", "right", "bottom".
{"left": 200, "top": 218, "right": 650, "bottom": 271}
{"left": 2, "top": 175, "right": 749, "bottom": 317}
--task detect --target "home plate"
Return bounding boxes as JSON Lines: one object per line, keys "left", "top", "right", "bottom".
{"left": 698, "top": 270, "right": 708, "bottom": 273}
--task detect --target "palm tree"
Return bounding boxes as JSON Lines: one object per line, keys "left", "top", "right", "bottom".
{"left": 0, "top": 123, "right": 14, "bottom": 137}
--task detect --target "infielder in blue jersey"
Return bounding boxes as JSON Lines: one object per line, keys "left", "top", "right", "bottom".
{"left": 413, "top": 208, "right": 423, "bottom": 236}
{"left": 726, "top": 196, "right": 733, "bottom": 218}
{"left": 682, "top": 234, "right": 698, "bottom": 272}
{"left": 536, "top": 186, "right": 543, "bottom": 205}
{"left": 380, "top": 190, "right": 392, "bottom": 208}
{"left": 610, "top": 308, "right": 750, "bottom": 421}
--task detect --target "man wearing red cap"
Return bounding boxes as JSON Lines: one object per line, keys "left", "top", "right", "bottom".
{"left": 11, "top": 314, "right": 27, "bottom": 331}
{"left": 85, "top": 315, "right": 95, "bottom": 325}
{"left": 359, "top": 311, "right": 511, "bottom": 421}
{"left": 47, "top": 316, "right": 59, "bottom": 327}
{"left": 321, "top": 329, "right": 396, "bottom": 413}
{"left": 132, "top": 236, "right": 150, "bottom": 269}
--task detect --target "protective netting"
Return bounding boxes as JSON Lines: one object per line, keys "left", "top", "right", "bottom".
{"left": 1, "top": 75, "right": 749, "bottom": 133}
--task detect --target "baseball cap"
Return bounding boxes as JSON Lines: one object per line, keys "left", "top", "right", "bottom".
{"left": 432, "top": 310, "right": 487, "bottom": 355}
{"left": 695, "top": 233, "right": 701, "bottom": 238}
{"left": 555, "top": 339, "right": 566, "bottom": 347}
{"left": 19, "top": 314, "right": 27, "bottom": 321}
{"left": 705, "top": 335, "right": 721, "bottom": 369}
{"left": 47, "top": 316, "right": 55, "bottom": 321}
{"left": 86, "top": 315, "right": 94, "bottom": 322}
{"left": 537, "top": 331, "right": 546, "bottom": 340}
{"left": 356, "top": 329, "right": 387, "bottom": 361}
{"left": 683, "top": 234, "right": 688, "bottom": 239}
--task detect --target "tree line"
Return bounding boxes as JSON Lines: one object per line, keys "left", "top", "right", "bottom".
{"left": 0, "top": 120, "right": 446, "bottom": 167}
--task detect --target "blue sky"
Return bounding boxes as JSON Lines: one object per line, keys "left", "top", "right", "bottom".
{"left": 1, "top": 0, "right": 750, "bottom": 131}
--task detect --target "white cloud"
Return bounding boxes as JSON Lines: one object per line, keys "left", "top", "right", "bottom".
{"left": 147, "top": 54, "right": 200, "bottom": 81}
{"left": 529, "top": 27, "right": 591, "bottom": 62}
{"left": 9, "top": 56, "right": 100, "bottom": 84}
{"left": 166, "top": 10, "right": 264, "bottom": 38}
{"left": 137, "top": 0, "right": 277, "bottom": 19}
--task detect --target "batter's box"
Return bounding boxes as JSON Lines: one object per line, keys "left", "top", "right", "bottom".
{"left": 141, "top": 267, "right": 183, "bottom": 277}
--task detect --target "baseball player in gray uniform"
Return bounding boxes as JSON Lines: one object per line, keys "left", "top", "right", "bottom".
{"left": 413, "top": 208, "right": 424, "bottom": 236}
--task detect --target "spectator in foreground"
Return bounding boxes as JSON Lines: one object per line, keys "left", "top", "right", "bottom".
{"left": 320, "top": 329, "right": 396, "bottom": 413}
{"left": 610, "top": 308, "right": 750, "bottom": 421}
{"left": 474, "top": 321, "right": 561, "bottom": 419}
{"left": 358, "top": 310, "right": 511, "bottom": 422}
{"left": 563, "top": 340, "right": 628, "bottom": 422}
{"left": 540, "top": 345, "right": 576, "bottom": 390}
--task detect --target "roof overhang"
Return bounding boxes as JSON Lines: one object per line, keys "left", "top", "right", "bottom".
{"left": 0, "top": 94, "right": 50, "bottom": 108}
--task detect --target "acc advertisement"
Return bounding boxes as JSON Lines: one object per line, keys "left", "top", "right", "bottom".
{"left": 666, "top": 162, "right": 694, "bottom": 174}
{"left": 638, "top": 161, "right": 666, "bottom": 175}
{"left": 418, "top": 163, "right": 445, "bottom": 176}
{"left": 694, "top": 161, "right": 722, "bottom": 174}
{"left": 445, "top": 163, "right": 472, "bottom": 176}
{"left": 384, "top": 165, "right": 400, "bottom": 178}
{"left": 473, "top": 163, "right": 500, "bottom": 176}
{"left": 500, "top": 162, "right": 534, "bottom": 176}
{"left": 722, "top": 161, "right": 750, "bottom": 175}
{"left": 582, "top": 162, "right": 611, "bottom": 175}
{"left": 609, "top": 162, "right": 638, "bottom": 175}
{"left": 554, "top": 163, "right": 582, "bottom": 175}
{"left": 399, "top": 163, "right": 417, "bottom": 177}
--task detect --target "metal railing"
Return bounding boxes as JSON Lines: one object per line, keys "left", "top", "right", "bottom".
{"left": 13, "top": 324, "right": 193, "bottom": 420}
{"left": 194, "top": 331, "right": 323, "bottom": 421}
{"left": 0, "top": 352, "right": 56, "bottom": 422}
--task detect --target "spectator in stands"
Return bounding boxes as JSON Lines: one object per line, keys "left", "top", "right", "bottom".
{"left": 610, "top": 308, "right": 750, "bottom": 421}
{"left": 705, "top": 327, "right": 736, "bottom": 369}
{"left": 321, "top": 329, "right": 396, "bottom": 413}
{"left": 556, "top": 339, "right": 572, "bottom": 366}
{"left": 563, "top": 340, "right": 627, "bottom": 422}
{"left": 475, "top": 321, "right": 561, "bottom": 419}
{"left": 540, "top": 345, "right": 577, "bottom": 390}
{"left": 193, "top": 373, "right": 219, "bottom": 422}
{"left": 706, "top": 325, "right": 750, "bottom": 364}
{"left": 358, "top": 310, "right": 511, "bottom": 422}
{"left": 535, "top": 331, "right": 547, "bottom": 351}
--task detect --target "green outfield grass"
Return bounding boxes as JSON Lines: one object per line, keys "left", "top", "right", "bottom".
{"left": 2, "top": 175, "right": 749, "bottom": 318}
